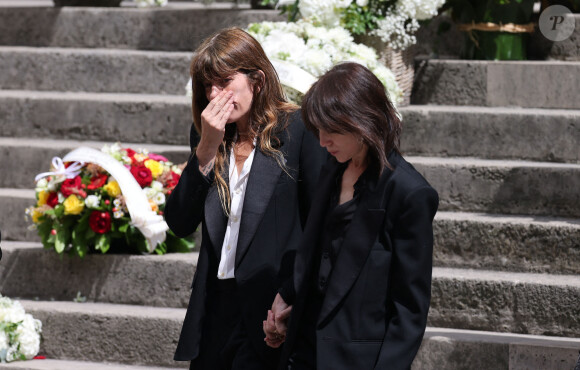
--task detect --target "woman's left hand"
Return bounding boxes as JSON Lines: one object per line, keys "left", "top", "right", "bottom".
{"left": 263, "top": 310, "right": 284, "bottom": 348}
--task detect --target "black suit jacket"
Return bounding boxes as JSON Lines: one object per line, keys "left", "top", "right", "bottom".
{"left": 164, "top": 111, "right": 326, "bottom": 363}
{"left": 280, "top": 151, "right": 439, "bottom": 370}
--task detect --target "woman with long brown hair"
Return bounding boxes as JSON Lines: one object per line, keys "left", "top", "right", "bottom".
{"left": 164, "top": 28, "right": 326, "bottom": 369}
{"left": 264, "top": 62, "right": 439, "bottom": 369}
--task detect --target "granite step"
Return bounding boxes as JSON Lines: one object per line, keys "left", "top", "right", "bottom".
{"left": 434, "top": 212, "right": 580, "bottom": 275}
{"left": 18, "top": 300, "right": 187, "bottom": 368}
{"left": 0, "top": 188, "right": 39, "bottom": 242}
{"left": 414, "top": 327, "right": 580, "bottom": 370}
{"left": 2, "top": 91, "right": 580, "bottom": 164}
{"left": 0, "top": 47, "right": 191, "bottom": 94}
{"left": 411, "top": 59, "right": 580, "bottom": 109}
{"left": 429, "top": 267, "right": 580, "bottom": 338}
{"left": 411, "top": 156, "right": 580, "bottom": 218}
{"left": 0, "top": 90, "right": 191, "bottom": 146}
{"left": 0, "top": 241, "right": 198, "bottom": 308}
{"left": 3, "top": 140, "right": 580, "bottom": 216}
{"left": 0, "top": 359, "right": 184, "bottom": 370}
{"left": 2, "top": 209, "right": 579, "bottom": 304}
{"left": 399, "top": 105, "right": 580, "bottom": 164}
{"left": 3, "top": 242, "right": 580, "bottom": 337}
{"left": 0, "top": 3, "right": 283, "bottom": 51}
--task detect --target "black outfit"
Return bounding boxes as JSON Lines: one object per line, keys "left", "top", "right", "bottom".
{"left": 279, "top": 151, "right": 439, "bottom": 370}
{"left": 164, "top": 111, "right": 326, "bottom": 369}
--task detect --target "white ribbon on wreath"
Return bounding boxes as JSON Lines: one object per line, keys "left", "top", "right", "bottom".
{"left": 62, "top": 146, "right": 168, "bottom": 253}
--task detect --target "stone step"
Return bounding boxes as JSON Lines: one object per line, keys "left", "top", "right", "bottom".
{"left": 1, "top": 359, "right": 184, "bottom": 370}
{"left": 434, "top": 212, "right": 580, "bottom": 275}
{"left": 0, "top": 241, "right": 197, "bottom": 308}
{"left": 411, "top": 156, "right": 580, "bottom": 218}
{"left": 0, "top": 3, "right": 283, "bottom": 51}
{"left": 3, "top": 91, "right": 580, "bottom": 165}
{"left": 413, "top": 327, "right": 580, "bottom": 370}
{"left": 411, "top": 59, "right": 580, "bottom": 109}
{"left": 2, "top": 210, "right": 579, "bottom": 303}
{"left": 18, "top": 300, "right": 187, "bottom": 368}
{"left": 0, "top": 137, "right": 190, "bottom": 190}
{"left": 0, "top": 47, "right": 191, "bottom": 94}
{"left": 400, "top": 105, "right": 580, "bottom": 164}
{"left": 429, "top": 267, "right": 580, "bottom": 338}
{"left": 4, "top": 242, "right": 580, "bottom": 337}
{"left": 0, "top": 90, "right": 192, "bottom": 146}
{"left": 3, "top": 141, "right": 580, "bottom": 216}
{"left": 0, "top": 188, "right": 40, "bottom": 242}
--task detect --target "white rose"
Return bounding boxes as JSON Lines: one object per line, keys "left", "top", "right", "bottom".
{"left": 356, "top": 0, "right": 368, "bottom": 6}
{"left": 35, "top": 178, "right": 48, "bottom": 192}
{"left": 151, "top": 181, "right": 164, "bottom": 192}
{"left": 153, "top": 192, "right": 166, "bottom": 205}
{"left": 85, "top": 195, "right": 101, "bottom": 209}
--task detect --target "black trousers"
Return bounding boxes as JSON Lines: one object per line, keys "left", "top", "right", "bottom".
{"left": 190, "top": 279, "right": 265, "bottom": 370}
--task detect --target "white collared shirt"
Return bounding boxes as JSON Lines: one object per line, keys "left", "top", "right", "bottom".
{"left": 217, "top": 141, "right": 256, "bottom": 279}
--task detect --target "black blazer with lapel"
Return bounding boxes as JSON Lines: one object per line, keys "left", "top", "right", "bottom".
{"left": 164, "top": 111, "right": 326, "bottom": 363}
{"left": 280, "top": 151, "right": 439, "bottom": 370}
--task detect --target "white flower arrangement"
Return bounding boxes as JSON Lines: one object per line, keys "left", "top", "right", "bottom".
{"left": 135, "top": 0, "right": 167, "bottom": 7}
{"left": 269, "top": 0, "right": 445, "bottom": 51}
{"left": 0, "top": 295, "right": 42, "bottom": 363}
{"left": 248, "top": 20, "right": 403, "bottom": 104}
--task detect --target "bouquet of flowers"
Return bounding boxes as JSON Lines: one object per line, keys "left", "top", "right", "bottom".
{"left": 0, "top": 295, "right": 42, "bottom": 363}
{"left": 26, "top": 143, "right": 194, "bottom": 258}
{"left": 247, "top": 20, "right": 403, "bottom": 104}
{"left": 267, "top": 0, "right": 446, "bottom": 50}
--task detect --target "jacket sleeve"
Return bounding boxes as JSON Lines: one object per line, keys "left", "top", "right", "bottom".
{"left": 374, "top": 185, "right": 439, "bottom": 370}
{"left": 164, "top": 149, "right": 214, "bottom": 238}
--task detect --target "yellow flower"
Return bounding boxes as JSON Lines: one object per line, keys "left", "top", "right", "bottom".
{"left": 37, "top": 190, "right": 49, "bottom": 206}
{"left": 149, "top": 199, "right": 159, "bottom": 213}
{"left": 31, "top": 208, "right": 43, "bottom": 223}
{"left": 104, "top": 181, "right": 121, "bottom": 197}
{"left": 145, "top": 159, "right": 164, "bottom": 178}
{"left": 63, "top": 195, "right": 85, "bottom": 215}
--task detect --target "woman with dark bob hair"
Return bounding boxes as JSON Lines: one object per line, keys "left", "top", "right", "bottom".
{"left": 263, "top": 62, "right": 439, "bottom": 369}
{"left": 164, "top": 27, "right": 326, "bottom": 369}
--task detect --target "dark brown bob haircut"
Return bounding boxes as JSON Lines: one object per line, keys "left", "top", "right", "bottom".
{"left": 301, "top": 62, "right": 402, "bottom": 172}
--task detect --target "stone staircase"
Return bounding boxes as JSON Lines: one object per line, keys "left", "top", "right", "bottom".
{"left": 405, "top": 22, "right": 580, "bottom": 368}
{"left": 1, "top": 2, "right": 580, "bottom": 369}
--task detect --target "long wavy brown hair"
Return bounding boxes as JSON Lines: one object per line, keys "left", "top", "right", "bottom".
{"left": 190, "top": 27, "right": 296, "bottom": 214}
{"left": 301, "top": 62, "right": 402, "bottom": 173}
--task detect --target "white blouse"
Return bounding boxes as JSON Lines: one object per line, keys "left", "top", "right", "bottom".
{"left": 217, "top": 142, "right": 256, "bottom": 279}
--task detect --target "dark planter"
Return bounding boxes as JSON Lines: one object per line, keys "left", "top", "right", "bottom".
{"left": 53, "top": 0, "right": 122, "bottom": 6}
{"left": 446, "top": 0, "right": 536, "bottom": 60}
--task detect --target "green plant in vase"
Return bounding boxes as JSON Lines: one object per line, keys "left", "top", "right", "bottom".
{"left": 442, "top": 0, "right": 536, "bottom": 60}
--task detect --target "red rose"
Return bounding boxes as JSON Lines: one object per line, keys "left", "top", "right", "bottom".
{"left": 166, "top": 172, "right": 181, "bottom": 189}
{"left": 87, "top": 174, "right": 108, "bottom": 190}
{"left": 89, "top": 211, "right": 111, "bottom": 234}
{"left": 125, "top": 148, "right": 137, "bottom": 159}
{"left": 47, "top": 192, "right": 59, "bottom": 208}
{"left": 130, "top": 165, "right": 153, "bottom": 188}
{"left": 60, "top": 176, "right": 83, "bottom": 197}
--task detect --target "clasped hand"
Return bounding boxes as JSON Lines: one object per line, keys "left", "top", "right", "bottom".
{"left": 263, "top": 293, "right": 292, "bottom": 348}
